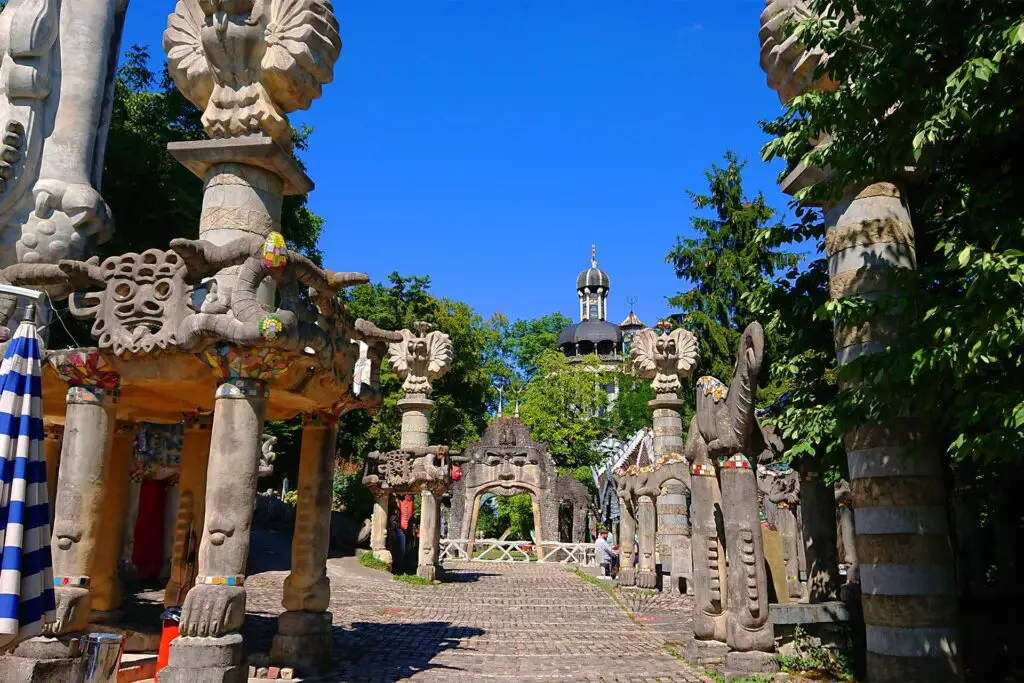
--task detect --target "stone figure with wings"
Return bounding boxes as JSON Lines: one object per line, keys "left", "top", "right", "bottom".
{"left": 163, "top": 0, "right": 342, "bottom": 147}
{"left": 388, "top": 322, "right": 455, "bottom": 396}
{"left": 630, "top": 327, "right": 699, "bottom": 395}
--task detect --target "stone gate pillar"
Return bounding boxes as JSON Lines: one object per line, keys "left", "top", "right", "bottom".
{"left": 272, "top": 410, "right": 337, "bottom": 674}
{"left": 636, "top": 494, "right": 658, "bottom": 589}
{"left": 162, "top": 375, "right": 269, "bottom": 683}
{"left": 370, "top": 491, "right": 392, "bottom": 566}
{"left": 617, "top": 493, "right": 636, "bottom": 586}
{"left": 89, "top": 420, "right": 137, "bottom": 621}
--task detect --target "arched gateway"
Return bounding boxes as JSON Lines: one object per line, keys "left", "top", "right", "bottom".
{"left": 449, "top": 417, "right": 589, "bottom": 553}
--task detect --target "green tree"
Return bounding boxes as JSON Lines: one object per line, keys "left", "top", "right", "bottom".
{"left": 667, "top": 151, "right": 798, "bottom": 384}
{"left": 606, "top": 372, "right": 655, "bottom": 437}
{"left": 488, "top": 312, "right": 574, "bottom": 383}
{"left": 517, "top": 350, "right": 610, "bottom": 469}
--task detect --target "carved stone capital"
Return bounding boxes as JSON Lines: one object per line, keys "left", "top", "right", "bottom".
{"left": 387, "top": 323, "right": 454, "bottom": 397}
{"left": 631, "top": 327, "right": 699, "bottom": 394}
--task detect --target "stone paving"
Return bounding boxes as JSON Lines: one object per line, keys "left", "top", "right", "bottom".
{"left": 233, "top": 534, "right": 712, "bottom": 682}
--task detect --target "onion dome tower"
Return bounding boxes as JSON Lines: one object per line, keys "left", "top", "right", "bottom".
{"left": 619, "top": 300, "right": 645, "bottom": 356}
{"left": 558, "top": 246, "right": 623, "bottom": 359}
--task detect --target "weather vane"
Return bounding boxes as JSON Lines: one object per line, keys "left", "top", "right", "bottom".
{"left": 591, "top": 243, "right": 597, "bottom": 268}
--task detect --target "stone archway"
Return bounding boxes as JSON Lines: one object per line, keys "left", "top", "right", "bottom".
{"left": 449, "top": 417, "right": 560, "bottom": 553}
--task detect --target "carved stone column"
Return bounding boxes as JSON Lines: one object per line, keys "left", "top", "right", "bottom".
{"left": 43, "top": 424, "right": 63, "bottom": 528}
{"left": 46, "top": 352, "right": 121, "bottom": 643}
{"left": 162, "top": 376, "right": 269, "bottom": 683}
{"left": 651, "top": 394, "right": 685, "bottom": 455}
{"left": 417, "top": 490, "right": 442, "bottom": 581}
{"left": 799, "top": 467, "right": 840, "bottom": 602}
{"left": 687, "top": 456, "right": 728, "bottom": 665}
{"left": 89, "top": 420, "right": 137, "bottom": 621}
{"left": 120, "top": 478, "right": 142, "bottom": 579}
{"left": 370, "top": 491, "right": 392, "bottom": 566}
{"left": 636, "top": 494, "right": 658, "bottom": 589}
{"left": 835, "top": 480, "right": 859, "bottom": 589}
{"left": 164, "top": 414, "right": 212, "bottom": 608}
{"left": 617, "top": 494, "right": 636, "bottom": 586}
{"left": 271, "top": 411, "right": 337, "bottom": 674}
{"left": 721, "top": 455, "right": 776, "bottom": 675}
{"left": 658, "top": 479, "right": 692, "bottom": 595}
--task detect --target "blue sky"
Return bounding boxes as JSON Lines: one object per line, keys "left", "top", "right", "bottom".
{"left": 122, "top": 1, "right": 790, "bottom": 328}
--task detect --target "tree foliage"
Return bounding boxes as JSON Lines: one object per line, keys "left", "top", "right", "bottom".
{"left": 761, "top": 1, "right": 1024, "bottom": 466}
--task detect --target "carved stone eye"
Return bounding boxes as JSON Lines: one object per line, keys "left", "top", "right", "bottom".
{"left": 113, "top": 282, "right": 133, "bottom": 302}
{"left": 154, "top": 279, "right": 173, "bottom": 301}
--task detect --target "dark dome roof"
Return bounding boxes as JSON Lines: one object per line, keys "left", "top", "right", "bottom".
{"left": 557, "top": 320, "right": 623, "bottom": 348}
{"left": 576, "top": 267, "right": 610, "bottom": 291}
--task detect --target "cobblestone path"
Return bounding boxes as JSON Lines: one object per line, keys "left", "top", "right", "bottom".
{"left": 241, "top": 549, "right": 712, "bottom": 682}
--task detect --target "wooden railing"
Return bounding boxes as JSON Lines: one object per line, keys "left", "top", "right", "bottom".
{"left": 438, "top": 539, "right": 596, "bottom": 566}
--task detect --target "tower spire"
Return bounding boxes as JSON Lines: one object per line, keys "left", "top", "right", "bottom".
{"left": 591, "top": 243, "right": 597, "bottom": 268}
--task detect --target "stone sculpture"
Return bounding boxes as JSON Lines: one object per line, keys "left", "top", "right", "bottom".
{"left": 758, "top": 3, "right": 961, "bottom": 679}
{"left": 631, "top": 327, "right": 699, "bottom": 394}
{"left": 164, "top": 0, "right": 342, "bottom": 148}
{"left": 767, "top": 467, "right": 806, "bottom": 601}
{"left": 686, "top": 322, "right": 776, "bottom": 673}
{"left": 0, "top": 0, "right": 127, "bottom": 271}
{"left": 363, "top": 322, "right": 455, "bottom": 580}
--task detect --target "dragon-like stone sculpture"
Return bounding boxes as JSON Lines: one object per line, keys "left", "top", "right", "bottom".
{"left": 387, "top": 321, "right": 454, "bottom": 397}
{"left": 630, "top": 327, "right": 699, "bottom": 395}
{"left": 164, "top": 0, "right": 342, "bottom": 147}
{"left": 759, "top": 0, "right": 836, "bottom": 104}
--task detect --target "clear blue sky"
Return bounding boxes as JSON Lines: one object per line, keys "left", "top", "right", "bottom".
{"left": 122, "top": 1, "right": 790, "bottom": 328}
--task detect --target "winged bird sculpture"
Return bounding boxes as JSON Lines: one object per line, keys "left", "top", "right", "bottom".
{"left": 388, "top": 322, "right": 455, "bottom": 397}
{"left": 630, "top": 327, "right": 699, "bottom": 395}
{"left": 163, "top": 0, "right": 342, "bottom": 147}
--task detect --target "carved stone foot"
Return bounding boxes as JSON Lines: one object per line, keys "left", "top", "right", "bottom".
{"left": 636, "top": 570, "right": 658, "bottom": 589}
{"left": 618, "top": 568, "right": 635, "bottom": 586}
{"left": 159, "top": 634, "right": 246, "bottom": 683}
{"left": 44, "top": 586, "right": 90, "bottom": 637}
{"left": 372, "top": 549, "right": 392, "bottom": 567}
{"left": 270, "top": 611, "right": 333, "bottom": 674}
{"left": 724, "top": 650, "right": 780, "bottom": 677}
{"left": 179, "top": 584, "right": 245, "bottom": 638}
{"left": 685, "top": 638, "right": 729, "bottom": 667}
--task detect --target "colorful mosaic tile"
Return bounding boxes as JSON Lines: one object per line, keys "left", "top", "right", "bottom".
{"left": 721, "top": 453, "right": 752, "bottom": 469}
{"left": 215, "top": 377, "right": 270, "bottom": 400}
{"left": 262, "top": 232, "right": 288, "bottom": 271}
{"left": 690, "top": 462, "right": 717, "bottom": 477}
{"left": 131, "top": 422, "right": 185, "bottom": 480}
{"left": 258, "top": 314, "right": 285, "bottom": 341}
{"left": 66, "top": 385, "right": 119, "bottom": 406}
{"left": 198, "top": 575, "right": 245, "bottom": 586}
{"left": 51, "top": 349, "right": 120, "bottom": 389}
{"left": 201, "top": 344, "right": 292, "bottom": 380}
{"left": 696, "top": 375, "right": 729, "bottom": 402}
{"left": 54, "top": 576, "right": 89, "bottom": 587}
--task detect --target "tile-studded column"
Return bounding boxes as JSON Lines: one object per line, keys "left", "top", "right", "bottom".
{"left": 271, "top": 410, "right": 337, "bottom": 674}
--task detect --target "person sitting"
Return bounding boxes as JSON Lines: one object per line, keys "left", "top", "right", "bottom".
{"left": 595, "top": 529, "right": 619, "bottom": 579}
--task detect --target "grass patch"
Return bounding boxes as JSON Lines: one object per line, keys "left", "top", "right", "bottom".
{"left": 393, "top": 573, "right": 433, "bottom": 586}
{"left": 359, "top": 551, "right": 390, "bottom": 572}
{"left": 774, "top": 626, "right": 855, "bottom": 681}
{"left": 569, "top": 567, "right": 633, "bottom": 622}
{"left": 704, "top": 669, "right": 725, "bottom": 683}
{"left": 662, "top": 644, "right": 684, "bottom": 661}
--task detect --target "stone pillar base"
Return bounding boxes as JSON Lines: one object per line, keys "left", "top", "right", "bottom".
{"left": 2, "top": 636, "right": 84, "bottom": 682}
{"left": 636, "top": 570, "right": 658, "bottom": 589}
{"left": 417, "top": 564, "right": 441, "bottom": 582}
{"left": 685, "top": 638, "right": 728, "bottom": 667}
{"left": 159, "top": 634, "right": 246, "bottom": 683}
{"left": 270, "top": 611, "right": 333, "bottom": 674}
{"left": 372, "top": 549, "right": 393, "bottom": 567}
{"left": 618, "top": 568, "right": 636, "bottom": 586}
{"left": 724, "top": 650, "right": 779, "bottom": 677}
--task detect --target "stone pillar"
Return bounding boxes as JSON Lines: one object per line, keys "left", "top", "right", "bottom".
{"left": 799, "top": 468, "right": 840, "bottom": 602}
{"left": 776, "top": 498, "right": 805, "bottom": 601}
{"left": 162, "top": 377, "right": 269, "bottom": 683}
{"left": 721, "top": 455, "right": 776, "bottom": 675}
{"left": 163, "top": 480, "right": 180, "bottom": 580}
{"left": 687, "top": 456, "right": 728, "bottom": 665}
{"left": 651, "top": 394, "right": 685, "bottom": 455}
{"left": 370, "top": 491, "right": 392, "bottom": 566}
{"left": 827, "top": 184, "right": 960, "bottom": 681}
{"left": 658, "top": 480, "right": 692, "bottom": 595}
{"left": 89, "top": 420, "right": 136, "bottom": 621}
{"left": 835, "top": 480, "right": 859, "bottom": 588}
{"left": 43, "top": 424, "right": 63, "bottom": 528}
{"left": 271, "top": 411, "right": 337, "bottom": 674}
{"left": 636, "top": 494, "right": 658, "bottom": 589}
{"left": 399, "top": 394, "right": 432, "bottom": 449}
{"left": 618, "top": 494, "right": 636, "bottom": 586}
{"left": 417, "top": 490, "right": 442, "bottom": 581}
{"left": 165, "top": 415, "right": 212, "bottom": 608}
{"left": 48, "top": 371, "right": 120, "bottom": 640}
{"left": 120, "top": 479, "right": 142, "bottom": 578}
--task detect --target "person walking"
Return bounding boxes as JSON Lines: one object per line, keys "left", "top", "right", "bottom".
{"left": 595, "top": 529, "right": 619, "bottom": 579}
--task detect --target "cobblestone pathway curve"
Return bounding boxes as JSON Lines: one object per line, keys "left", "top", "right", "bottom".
{"left": 242, "top": 553, "right": 712, "bottom": 682}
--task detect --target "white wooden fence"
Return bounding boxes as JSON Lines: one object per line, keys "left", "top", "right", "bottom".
{"left": 439, "top": 539, "right": 596, "bottom": 566}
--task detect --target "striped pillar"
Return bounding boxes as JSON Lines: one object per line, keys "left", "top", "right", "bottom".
{"left": 827, "top": 182, "right": 961, "bottom": 681}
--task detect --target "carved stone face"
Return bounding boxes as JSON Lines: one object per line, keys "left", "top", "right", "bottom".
{"left": 69, "top": 249, "right": 190, "bottom": 357}
{"left": 472, "top": 449, "right": 541, "bottom": 494}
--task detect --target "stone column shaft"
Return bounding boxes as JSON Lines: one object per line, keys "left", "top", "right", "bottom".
{"left": 618, "top": 495, "right": 636, "bottom": 586}
{"left": 89, "top": 421, "right": 136, "bottom": 619}
{"left": 827, "top": 183, "right": 960, "bottom": 681}
{"left": 651, "top": 394, "right": 685, "bottom": 457}
{"left": 43, "top": 424, "right": 63, "bottom": 528}
{"left": 165, "top": 418, "right": 212, "bottom": 608}
{"left": 49, "top": 382, "right": 118, "bottom": 636}
{"left": 689, "top": 458, "right": 728, "bottom": 645}
{"left": 370, "top": 491, "right": 392, "bottom": 565}
{"left": 399, "top": 394, "right": 432, "bottom": 450}
{"left": 272, "top": 412, "right": 336, "bottom": 673}
{"left": 800, "top": 470, "right": 840, "bottom": 602}
{"left": 417, "top": 491, "right": 441, "bottom": 581}
{"left": 636, "top": 494, "right": 658, "bottom": 589}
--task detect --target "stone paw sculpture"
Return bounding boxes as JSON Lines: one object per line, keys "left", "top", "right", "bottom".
{"left": 44, "top": 586, "right": 90, "bottom": 636}
{"left": 282, "top": 574, "right": 330, "bottom": 613}
{"left": 179, "top": 584, "right": 246, "bottom": 638}
{"left": 21, "top": 179, "right": 113, "bottom": 263}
